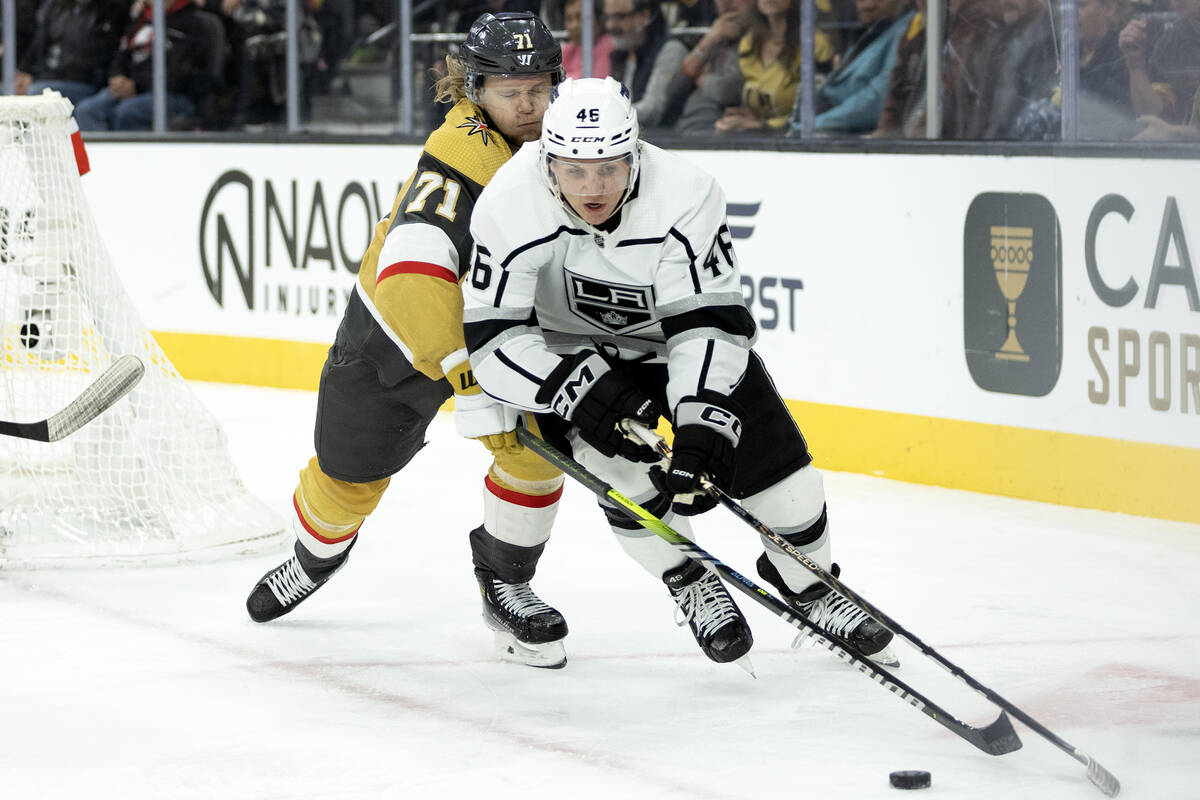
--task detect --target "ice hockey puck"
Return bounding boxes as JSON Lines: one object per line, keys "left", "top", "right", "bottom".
{"left": 889, "top": 770, "right": 932, "bottom": 790}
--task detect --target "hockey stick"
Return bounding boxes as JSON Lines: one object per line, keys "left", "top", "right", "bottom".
{"left": 0, "top": 355, "right": 145, "bottom": 443}
{"left": 515, "top": 425, "right": 1022, "bottom": 757}
{"left": 624, "top": 421, "right": 1120, "bottom": 797}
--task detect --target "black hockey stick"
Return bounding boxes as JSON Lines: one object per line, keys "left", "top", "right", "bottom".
{"left": 516, "top": 426, "right": 1022, "bottom": 757}
{"left": 0, "top": 355, "right": 145, "bottom": 442}
{"left": 623, "top": 422, "right": 1120, "bottom": 797}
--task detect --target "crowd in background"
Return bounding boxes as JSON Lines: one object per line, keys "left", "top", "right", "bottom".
{"left": 2, "top": 0, "right": 1197, "bottom": 140}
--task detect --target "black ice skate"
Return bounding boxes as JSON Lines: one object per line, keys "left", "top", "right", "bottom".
{"left": 246, "top": 539, "right": 354, "bottom": 623}
{"left": 664, "top": 559, "right": 754, "bottom": 673}
{"left": 756, "top": 553, "right": 899, "bottom": 667}
{"left": 475, "top": 568, "right": 568, "bottom": 669}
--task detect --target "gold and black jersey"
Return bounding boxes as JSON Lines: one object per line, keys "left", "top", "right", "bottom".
{"left": 355, "top": 99, "right": 516, "bottom": 382}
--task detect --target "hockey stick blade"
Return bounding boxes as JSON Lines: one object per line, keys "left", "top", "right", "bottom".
{"left": 620, "top": 422, "right": 1117, "bottom": 794}
{"left": 1079, "top": 750, "right": 1121, "bottom": 797}
{"left": 0, "top": 355, "right": 145, "bottom": 442}
{"left": 516, "top": 426, "right": 1022, "bottom": 758}
{"left": 808, "top": 625, "right": 1021, "bottom": 756}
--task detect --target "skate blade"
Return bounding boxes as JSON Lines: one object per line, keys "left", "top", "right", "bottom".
{"left": 493, "top": 631, "right": 567, "bottom": 669}
{"left": 791, "top": 632, "right": 901, "bottom": 669}
{"left": 733, "top": 655, "right": 757, "bottom": 678}
{"left": 867, "top": 645, "right": 900, "bottom": 669}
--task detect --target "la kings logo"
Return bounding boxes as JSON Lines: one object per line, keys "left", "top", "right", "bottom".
{"left": 566, "top": 271, "right": 655, "bottom": 333}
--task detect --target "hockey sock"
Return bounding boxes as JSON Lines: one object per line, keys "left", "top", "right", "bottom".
{"left": 482, "top": 462, "right": 564, "bottom": 547}
{"left": 472, "top": 463, "right": 564, "bottom": 583}
{"left": 294, "top": 457, "right": 388, "bottom": 558}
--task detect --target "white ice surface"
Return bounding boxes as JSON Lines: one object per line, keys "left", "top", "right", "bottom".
{"left": 2, "top": 382, "right": 1198, "bottom": 799}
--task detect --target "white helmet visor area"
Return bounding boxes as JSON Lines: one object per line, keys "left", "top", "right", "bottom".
{"left": 546, "top": 153, "right": 633, "bottom": 198}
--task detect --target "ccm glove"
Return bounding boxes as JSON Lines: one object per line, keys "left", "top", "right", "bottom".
{"left": 536, "top": 351, "right": 662, "bottom": 462}
{"left": 447, "top": 360, "right": 521, "bottom": 455}
{"left": 650, "top": 391, "right": 742, "bottom": 515}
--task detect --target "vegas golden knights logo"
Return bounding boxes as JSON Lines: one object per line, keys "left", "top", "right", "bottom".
{"left": 964, "top": 193, "right": 1062, "bottom": 397}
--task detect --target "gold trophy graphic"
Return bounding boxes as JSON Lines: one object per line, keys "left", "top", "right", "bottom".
{"left": 990, "top": 225, "right": 1033, "bottom": 362}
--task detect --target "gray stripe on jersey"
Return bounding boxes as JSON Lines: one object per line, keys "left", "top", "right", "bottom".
{"left": 657, "top": 291, "right": 747, "bottom": 318}
{"left": 463, "top": 304, "right": 532, "bottom": 323}
{"left": 664, "top": 326, "right": 752, "bottom": 352}
{"left": 468, "top": 324, "right": 542, "bottom": 365}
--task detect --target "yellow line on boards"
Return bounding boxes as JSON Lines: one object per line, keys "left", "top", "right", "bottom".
{"left": 787, "top": 399, "right": 1197, "bottom": 525}
{"left": 151, "top": 330, "right": 1199, "bottom": 525}
{"left": 151, "top": 331, "right": 330, "bottom": 391}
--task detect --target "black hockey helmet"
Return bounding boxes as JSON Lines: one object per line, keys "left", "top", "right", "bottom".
{"left": 461, "top": 11, "right": 564, "bottom": 103}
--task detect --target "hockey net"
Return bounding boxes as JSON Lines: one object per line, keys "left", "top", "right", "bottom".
{"left": 0, "top": 93, "right": 285, "bottom": 568}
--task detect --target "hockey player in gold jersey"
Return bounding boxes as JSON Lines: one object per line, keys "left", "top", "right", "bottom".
{"left": 246, "top": 12, "right": 572, "bottom": 668}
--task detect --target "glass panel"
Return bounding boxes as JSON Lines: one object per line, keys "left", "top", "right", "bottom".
{"left": 6, "top": 0, "right": 1197, "bottom": 143}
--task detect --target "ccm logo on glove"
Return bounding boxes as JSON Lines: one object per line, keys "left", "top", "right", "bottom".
{"left": 676, "top": 401, "right": 742, "bottom": 445}
{"left": 538, "top": 351, "right": 662, "bottom": 463}
{"left": 551, "top": 358, "right": 602, "bottom": 419}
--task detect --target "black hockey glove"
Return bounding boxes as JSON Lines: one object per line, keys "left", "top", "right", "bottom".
{"left": 650, "top": 391, "right": 742, "bottom": 516}
{"left": 536, "top": 351, "right": 662, "bottom": 462}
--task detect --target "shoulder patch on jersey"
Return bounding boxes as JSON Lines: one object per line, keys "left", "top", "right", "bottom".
{"left": 425, "top": 99, "right": 514, "bottom": 188}
{"left": 457, "top": 115, "right": 492, "bottom": 145}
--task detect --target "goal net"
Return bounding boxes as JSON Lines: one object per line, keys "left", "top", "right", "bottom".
{"left": 0, "top": 92, "right": 285, "bottom": 568}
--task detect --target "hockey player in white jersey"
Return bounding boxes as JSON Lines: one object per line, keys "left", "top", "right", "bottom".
{"left": 462, "top": 77, "right": 897, "bottom": 667}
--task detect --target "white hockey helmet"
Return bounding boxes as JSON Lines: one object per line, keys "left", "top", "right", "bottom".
{"left": 540, "top": 77, "right": 641, "bottom": 217}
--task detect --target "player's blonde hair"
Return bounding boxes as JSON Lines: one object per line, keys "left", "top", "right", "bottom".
{"left": 433, "top": 54, "right": 469, "bottom": 104}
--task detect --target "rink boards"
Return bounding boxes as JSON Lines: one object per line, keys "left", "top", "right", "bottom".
{"left": 77, "top": 142, "right": 1199, "bottom": 524}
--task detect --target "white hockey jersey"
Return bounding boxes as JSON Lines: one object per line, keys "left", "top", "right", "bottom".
{"left": 462, "top": 141, "right": 757, "bottom": 415}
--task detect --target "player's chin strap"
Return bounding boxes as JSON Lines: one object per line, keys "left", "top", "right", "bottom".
{"left": 623, "top": 420, "right": 1121, "bottom": 798}
{"left": 515, "top": 424, "right": 1028, "bottom": 761}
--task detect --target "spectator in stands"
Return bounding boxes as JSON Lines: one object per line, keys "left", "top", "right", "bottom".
{"left": 871, "top": 0, "right": 926, "bottom": 137}
{"left": 605, "top": 0, "right": 688, "bottom": 126}
{"left": 982, "top": 0, "right": 1058, "bottom": 138}
{"left": 562, "top": 0, "right": 614, "bottom": 78}
{"left": 1119, "top": 0, "right": 1200, "bottom": 124}
{"left": 715, "top": 0, "right": 831, "bottom": 132}
{"left": 1002, "top": 0, "right": 1139, "bottom": 140}
{"left": 939, "top": 0, "right": 1008, "bottom": 138}
{"left": 1078, "top": 0, "right": 1132, "bottom": 114}
{"left": 74, "top": 0, "right": 223, "bottom": 130}
{"left": 1058, "top": 0, "right": 1137, "bottom": 138}
{"left": 671, "top": 0, "right": 757, "bottom": 131}
{"left": 1135, "top": 82, "right": 1200, "bottom": 138}
{"left": 13, "top": 0, "right": 127, "bottom": 107}
{"left": 662, "top": 0, "right": 718, "bottom": 27}
{"left": 224, "top": 0, "right": 322, "bottom": 126}
{"left": 824, "top": 0, "right": 865, "bottom": 54}
{"left": 312, "top": 0, "right": 355, "bottom": 94}
{"left": 795, "top": 0, "right": 914, "bottom": 134}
